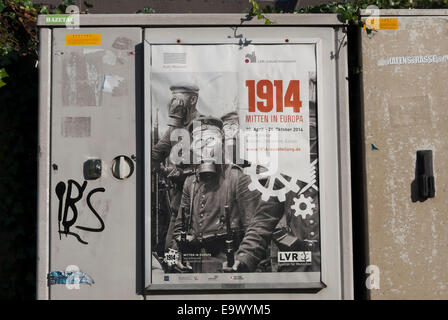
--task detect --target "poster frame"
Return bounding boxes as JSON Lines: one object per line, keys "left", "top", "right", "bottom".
{"left": 143, "top": 26, "right": 350, "bottom": 298}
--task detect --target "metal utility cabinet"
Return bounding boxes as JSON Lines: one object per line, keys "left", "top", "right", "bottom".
{"left": 37, "top": 14, "right": 353, "bottom": 300}
{"left": 360, "top": 9, "right": 448, "bottom": 299}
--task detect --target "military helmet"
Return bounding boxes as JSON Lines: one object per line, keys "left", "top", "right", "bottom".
{"left": 170, "top": 83, "right": 199, "bottom": 94}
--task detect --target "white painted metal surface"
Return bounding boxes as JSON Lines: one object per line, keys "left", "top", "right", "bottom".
{"left": 37, "top": 13, "right": 343, "bottom": 27}
{"left": 37, "top": 14, "right": 352, "bottom": 300}
{"left": 48, "top": 27, "right": 142, "bottom": 299}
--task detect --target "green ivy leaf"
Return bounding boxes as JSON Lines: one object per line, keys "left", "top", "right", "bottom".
{"left": 23, "top": 0, "right": 34, "bottom": 10}
{"left": 0, "top": 0, "right": 5, "bottom": 13}
{"left": 39, "top": 5, "right": 50, "bottom": 14}
{"left": 137, "top": 7, "right": 155, "bottom": 14}
{"left": 0, "top": 68, "right": 8, "bottom": 88}
{"left": 62, "top": 0, "right": 75, "bottom": 7}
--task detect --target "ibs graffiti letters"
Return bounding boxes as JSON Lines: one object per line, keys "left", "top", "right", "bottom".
{"left": 56, "top": 180, "right": 85, "bottom": 242}
{"left": 56, "top": 179, "right": 105, "bottom": 245}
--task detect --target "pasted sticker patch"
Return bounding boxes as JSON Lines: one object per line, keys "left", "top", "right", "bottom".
{"left": 102, "top": 75, "right": 127, "bottom": 96}
{"left": 63, "top": 52, "right": 103, "bottom": 107}
{"left": 66, "top": 34, "right": 101, "bottom": 46}
{"left": 61, "top": 117, "right": 91, "bottom": 138}
{"left": 364, "top": 18, "right": 399, "bottom": 30}
{"left": 112, "top": 37, "right": 133, "bottom": 50}
{"left": 82, "top": 48, "right": 116, "bottom": 65}
{"left": 48, "top": 265, "right": 94, "bottom": 288}
{"left": 102, "top": 50, "right": 117, "bottom": 65}
{"left": 45, "top": 14, "right": 76, "bottom": 25}
{"left": 83, "top": 48, "right": 104, "bottom": 54}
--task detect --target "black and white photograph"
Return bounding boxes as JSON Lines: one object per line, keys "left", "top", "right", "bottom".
{"left": 148, "top": 44, "right": 322, "bottom": 289}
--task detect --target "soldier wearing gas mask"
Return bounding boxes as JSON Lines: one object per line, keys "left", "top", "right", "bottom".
{"left": 170, "top": 116, "right": 261, "bottom": 273}
{"left": 152, "top": 83, "right": 201, "bottom": 164}
{"left": 220, "top": 111, "right": 249, "bottom": 167}
{"left": 151, "top": 83, "right": 202, "bottom": 254}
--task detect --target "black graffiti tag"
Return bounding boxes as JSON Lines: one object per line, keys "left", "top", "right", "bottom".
{"left": 56, "top": 179, "right": 105, "bottom": 245}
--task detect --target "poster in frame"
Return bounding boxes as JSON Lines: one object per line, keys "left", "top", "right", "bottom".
{"left": 146, "top": 42, "right": 324, "bottom": 291}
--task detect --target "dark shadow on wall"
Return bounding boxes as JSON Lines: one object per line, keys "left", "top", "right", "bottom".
{"left": 275, "top": 0, "right": 299, "bottom": 12}
{"left": 0, "top": 53, "right": 38, "bottom": 300}
{"left": 347, "top": 25, "right": 370, "bottom": 300}
{"left": 35, "top": 0, "right": 336, "bottom": 14}
{"left": 135, "top": 41, "right": 145, "bottom": 295}
{"left": 411, "top": 158, "right": 423, "bottom": 203}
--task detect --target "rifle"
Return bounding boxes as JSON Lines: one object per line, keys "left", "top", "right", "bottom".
{"left": 180, "top": 206, "right": 187, "bottom": 265}
{"left": 152, "top": 106, "right": 162, "bottom": 253}
{"left": 225, "top": 205, "right": 235, "bottom": 268}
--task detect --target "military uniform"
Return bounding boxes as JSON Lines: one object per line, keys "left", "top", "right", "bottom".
{"left": 220, "top": 111, "right": 249, "bottom": 167}
{"left": 236, "top": 186, "right": 320, "bottom": 273}
{"left": 151, "top": 82, "right": 201, "bottom": 168}
{"left": 151, "top": 83, "right": 201, "bottom": 253}
{"left": 152, "top": 114, "right": 202, "bottom": 253}
{"left": 171, "top": 164, "right": 261, "bottom": 273}
{"left": 151, "top": 109, "right": 201, "bottom": 166}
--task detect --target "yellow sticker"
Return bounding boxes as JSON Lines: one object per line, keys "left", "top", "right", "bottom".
{"left": 66, "top": 34, "right": 101, "bottom": 45}
{"left": 364, "top": 18, "right": 399, "bottom": 30}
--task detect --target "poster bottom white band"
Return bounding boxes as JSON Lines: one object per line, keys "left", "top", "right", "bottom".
{"left": 147, "top": 272, "right": 323, "bottom": 290}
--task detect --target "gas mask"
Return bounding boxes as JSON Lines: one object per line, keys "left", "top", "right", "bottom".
{"left": 222, "top": 119, "right": 239, "bottom": 145}
{"left": 190, "top": 117, "right": 224, "bottom": 177}
{"left": 221, "top": 112, "right": 240, "bottom": 164}
{"left": 167, "top": 92, "right": 198, "bottom": 128}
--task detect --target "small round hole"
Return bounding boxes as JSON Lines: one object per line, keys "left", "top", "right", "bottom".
{"left": 111, "top": 155, "right": 134, "bottom": 180}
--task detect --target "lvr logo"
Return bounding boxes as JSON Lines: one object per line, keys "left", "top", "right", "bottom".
{"left": 366, "top": 265, "right": 380, "bottom": 289}
{"left": 245, "top": 51, "right": 256, "bottom": 63}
